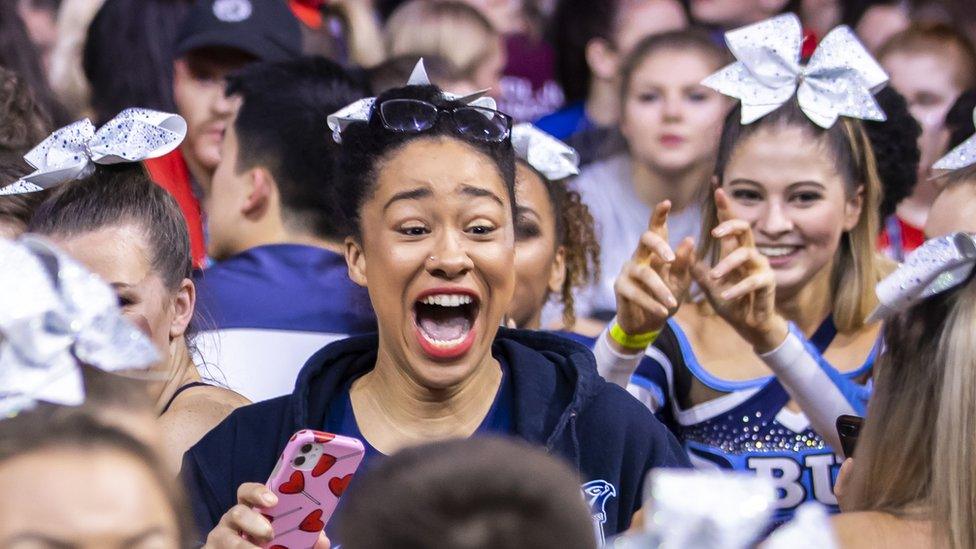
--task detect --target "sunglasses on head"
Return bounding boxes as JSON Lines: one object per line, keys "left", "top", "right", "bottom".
{"left": 375, "top": 98, "right": 513, "bottom": 143}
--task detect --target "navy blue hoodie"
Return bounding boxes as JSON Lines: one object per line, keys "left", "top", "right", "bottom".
{"left": 181, "top": 328, "right": 689, "bottom": 543}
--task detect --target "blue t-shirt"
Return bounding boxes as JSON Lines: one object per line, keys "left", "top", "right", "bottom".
{"left": 535, "top": 101, "right": 593, "bottom": 140}
{"left": 325, "top": 356, "right": 515, "bottom": 470}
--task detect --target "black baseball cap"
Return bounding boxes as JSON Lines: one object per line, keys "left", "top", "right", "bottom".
{"left": 175, "top": 0, "right": 302, "bottom": 62}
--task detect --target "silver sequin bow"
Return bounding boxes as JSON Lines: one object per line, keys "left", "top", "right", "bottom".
{"left": 511, "top": 124, "right": 580, "bottom": 181}
{"left": 0, "top": 108, "right": 187, "bottom": 195}
{"left": 0, "top": 236, "right": 159, "bottom": 417}
{"left": 326, "top": 58, "right": 498, "bottom": 144}
{"left": 868, "top": 232, "right": 976, "bottom": 322}
{"left": 701, "top": 13, "right": 888, "bottom": 129}
{"left": 933, "top": 108, "right": 976, "bottom": 170}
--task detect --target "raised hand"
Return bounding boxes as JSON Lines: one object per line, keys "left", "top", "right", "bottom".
{"left": 691, "top": 189, "right": 788, "bottom": 353}
{"left": 614, "top": 201, "right": 695, "bottom": 340}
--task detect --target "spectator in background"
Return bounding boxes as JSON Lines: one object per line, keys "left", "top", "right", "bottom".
{"left": 799, "top": 0, "right": 841, "bottom": 37}
{"left": 335, "top": 438, "right": 598, "bottom": 549}
{"left": 368, "top": 54, "right": 469, "bottom": 94}
{"left": 843, "top": 0, "right": 912, "bottom": 51}
{"left": 877, "top": 23, "right": 976, "bottom": 258}
{"left": 385, "top": 1, "right": 505, "bottom": 95}
{"left": 688, "top": 0, "right": 796, "bottom": 30}
{"left": 149, "top": 0, "right": 303, "bottom": 266}
{"left": 539, "top": 0, "right": 687, "bottom": 165}
{"left": 194, "top": 57, "right": 376, "bottom": 403}
{"left": 83, "top": 0, "right": 193, "bottom": 125}
{"left": 448, "top": 0, "right": 564, "bottom": 122}
{"left": 47, "top": 0, "right": 105, "bottom": 119}
{"left": 573, "top": 30, "right": 731, "bottom": 319}
{"left": 0, "top": 1, "right": 67, "bottom": 125}
{"left": 16, "top": 0, "right": 59, "bottom": 72}
{"left": 921, "top": 90, "right": 976, "bottom": 238}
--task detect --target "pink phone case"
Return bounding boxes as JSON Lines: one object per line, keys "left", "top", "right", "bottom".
{"left": 260, "top": 430, "right": 365, "bottom": 549}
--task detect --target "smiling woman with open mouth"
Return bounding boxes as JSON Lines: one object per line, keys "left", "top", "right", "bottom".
{"left": 183, "top": 81, "right": 689, "bottom": 548}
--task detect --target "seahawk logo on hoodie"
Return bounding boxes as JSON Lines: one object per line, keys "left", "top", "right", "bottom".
{"left": 583, "top": 480, "right": 617, "bottom": 545}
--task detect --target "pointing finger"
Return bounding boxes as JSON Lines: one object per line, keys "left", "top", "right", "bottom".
{"left": 714, "top": 188, "right": 733, "bottom": 223}
{"left": 648, "top": 200, "right": 672, "bottom": 238}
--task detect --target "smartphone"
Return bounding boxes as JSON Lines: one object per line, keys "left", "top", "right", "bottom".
{"left": 836, "top": 415, "right": 864, "bottom": 459}
{"left": 259, "top": 430, "right": 365, "bottom": 548}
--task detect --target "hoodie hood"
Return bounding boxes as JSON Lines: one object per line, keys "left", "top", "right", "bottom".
{"left": 289, "top": 327, "right": 602, "bottom": 454}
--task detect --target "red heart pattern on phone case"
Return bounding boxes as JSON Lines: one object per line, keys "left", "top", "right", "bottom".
{"left": 278, "top": 470, "right": 304, "bottom": 494}
{"left": 328, "top": 474, "right": 353, "bottom": 497}
{"left": 313, "top": 432, "right": 336, "bottom": 444}
{"left": 311, "top": 453, "right": 337, "bottom": 478}
{"left": 299, "top": 509, "right": 325, "bottom": 532}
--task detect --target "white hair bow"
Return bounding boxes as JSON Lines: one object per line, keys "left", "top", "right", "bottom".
{"left": 0, "top": 108, "right": 186, "bottom": 196}
{"left": 868, "top": 232, "right": 976, "bottom": 322}
{"left": 511, "top": 124, "right": 580, "bottom": 181}
{"left": 702, "top": 13, "right": 888, "bottom": 129}
{"left": 933, "top": 108, "right": 976, "bottom": 170}
{"left": 326, "top": 58, "right": 497, "bottom": 143}
{"left": 0, "top": 236, "right": 159, "bottom": 417}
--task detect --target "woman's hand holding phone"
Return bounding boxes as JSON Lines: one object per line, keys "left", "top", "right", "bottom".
{"left": 203, "top": 483, "right": 331, "bottom": 548}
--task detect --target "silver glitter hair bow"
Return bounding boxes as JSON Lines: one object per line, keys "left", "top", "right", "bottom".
{"left": 868, "top": 232, "right": 976, "bottom": 323}
{"left": 511, "top": 124, "right": 580, "bottom": 181}
{"left": 933, "top": 108, "right": 976, "bottom": 170}
{"left": 326, "top": 58, "right": 498, "bottom": 144}
{"left": 0, "top": 236, "right": 159, "bottom": 417}
{"left": 701, "top": 13, "right": 889, "bottom": 129}
{"left": 0, "top": 108, "right": 187, "bottom": 196}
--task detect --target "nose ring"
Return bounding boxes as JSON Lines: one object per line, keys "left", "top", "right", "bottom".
{"left": 427, "top": 255, "right": 437, "bottom": 262}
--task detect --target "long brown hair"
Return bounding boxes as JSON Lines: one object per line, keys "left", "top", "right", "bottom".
{"left": 700, "top": 100, "right": 890, "bottom": 332}
{"left": 846, "top": 262, "right": 976, "bottom": 549}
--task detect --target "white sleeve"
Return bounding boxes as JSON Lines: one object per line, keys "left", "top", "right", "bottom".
{"left": 759, "top": 329, "right": 868, "bottom": 455}
{"left": 593, "top": 325, "right": 644, "bottom": 389}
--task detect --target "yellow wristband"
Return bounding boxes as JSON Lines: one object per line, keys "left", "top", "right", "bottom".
{"left": 609, "top": 322, "right": 661, "bottom": 350}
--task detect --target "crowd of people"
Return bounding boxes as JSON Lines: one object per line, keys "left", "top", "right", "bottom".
{"left": 3, "top": 0, "right": 976, "bottom": 547}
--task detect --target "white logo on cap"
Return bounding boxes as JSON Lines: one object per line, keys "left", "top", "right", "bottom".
{"left": 213, "top": 0, "right": 252, "bottom": 22}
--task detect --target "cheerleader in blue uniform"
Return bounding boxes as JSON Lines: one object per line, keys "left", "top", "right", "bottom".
{"left": 593, "top": 14, "right": 893, "bottom": 522}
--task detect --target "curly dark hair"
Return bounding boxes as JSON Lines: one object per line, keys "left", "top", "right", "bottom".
{"left": 545, "top": 175, "right": 600, "bottom": 328}
{"left": 332, "top": 84, "right": 516, "bottom": 239}
{"left": 0, "top": 66, "right": 51, "bottom": 155}
{"left": 864, "top": 86, "right": 921, "bottom": 220}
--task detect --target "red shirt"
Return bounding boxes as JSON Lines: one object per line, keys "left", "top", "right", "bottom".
{"left": 878, "top": 215, "right": 926, "bottom": 261}
{"left": 144, "top": 150, "right": 206, "bottom": 267}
